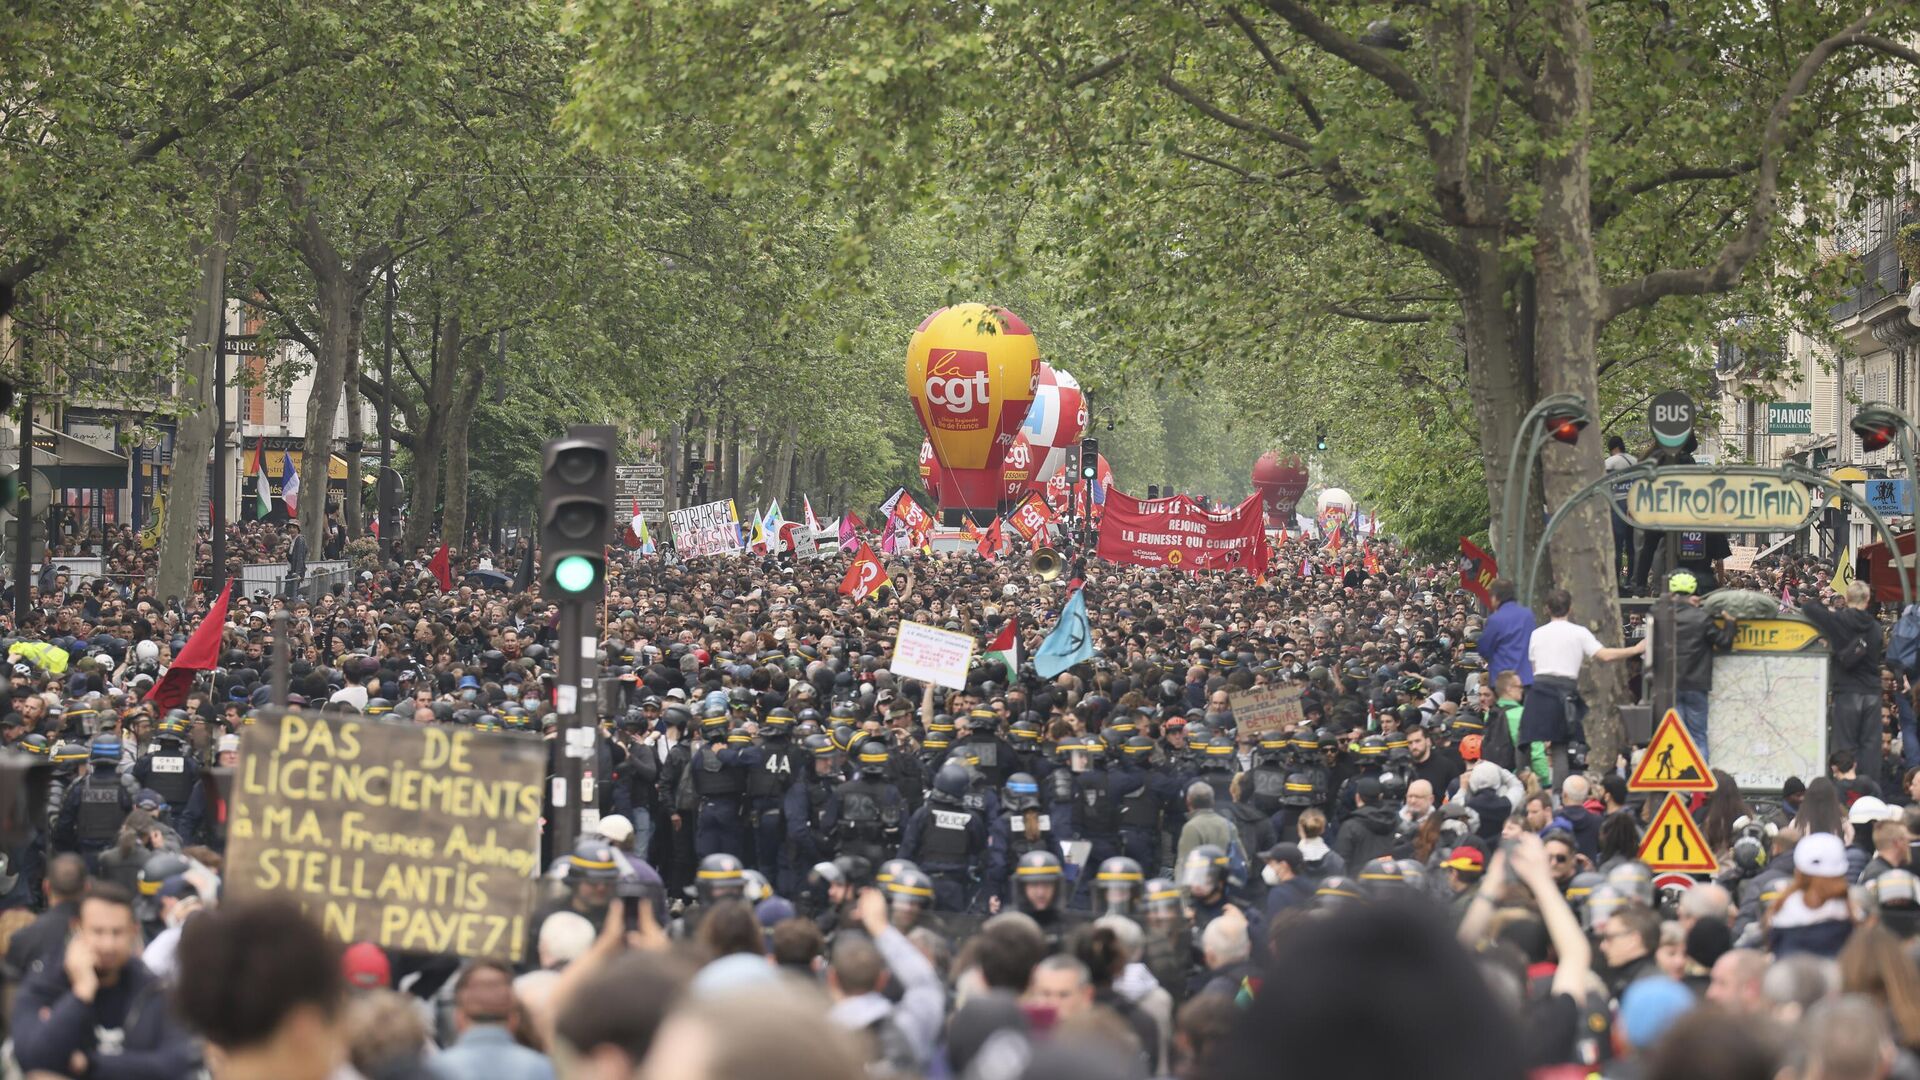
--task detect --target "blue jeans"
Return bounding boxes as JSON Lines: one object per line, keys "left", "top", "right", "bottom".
{"left": 1675, "top": 690, "right": 1710, "bottom": 759}
{"left": 627, "top": 807, "right": 655, "bottom": 865}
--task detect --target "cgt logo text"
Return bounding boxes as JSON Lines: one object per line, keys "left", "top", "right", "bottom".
{"left": 924, "top": 349, "right": 991, "bottom": 429}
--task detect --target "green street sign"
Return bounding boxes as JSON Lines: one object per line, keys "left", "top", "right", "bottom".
{"left": 1767, "top": 402, "right": 1811, "bottom": 435}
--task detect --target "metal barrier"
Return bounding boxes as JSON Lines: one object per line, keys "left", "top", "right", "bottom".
{"left": 38, "top": 557, "right": 105, "bottom": 585}
{"left": 236, "top": 561, "right": 350, "bottom": 601}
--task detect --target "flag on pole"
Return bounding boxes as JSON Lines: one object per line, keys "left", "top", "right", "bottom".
{"left": 279, "top": 451, "right": 300, "bottom": 516}
{"left": 250, "top": 439, "right": 271, "bottom": 519}
{"left": 427, "top": 543, "right": 453, "bottom": 592}
{"left": 749, "top": 512, "right": 770, "bottom": 554}
{"left": 778, "top": 521, "right": 800, "bottom": 554}
{"left": 764, "top": 501, "right": 785, "bottom": 530}
{"left": 638, "top": 516, "right": 656, "bottom": 556}
{"left": 804, "top": 496, "right": 822, "bottom": 533}
{"left": 1779, "top": 580, "right": 1793, "bottom": 613}
{"left": 140, "top": 495, "right": 166, "bottom": 551}
{"left": 981, "top": 619, "right": 1019, "bottom": 677}
{"left": 1831, "top": 545, "right": 1856, "bottom": 594}
{"left": 978, "top": 517, "right": 1004, "bottom": 561}
{"left": 1299, "top": 555, "right": 1311, "bottom": 579}
{"left": 1459, "top": 537, "right": 1499, "bottom": 610}
{"left": 1034, "top": 588, "right": 1094, "bottom": 678}
{"left": 839, "top": 512, "right": 861, "bottom": 551}
{"left": 1363, "top": 544, "right": 1382, "bottom": 576}
{"left": 880, "top": 516, "right": 898, "bottom": 555}
{"left": 838, "top": 542, "right": 890, "bottom": 600}
{"left": 145, "top": 582, "right": 233, "bottom": 713}
{"left": 1326, "top": 528, "right": 1343, "bottom": 555}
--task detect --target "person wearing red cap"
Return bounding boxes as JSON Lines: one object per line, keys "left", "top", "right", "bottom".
{"left": 341, "top": 941, "right": 391, "bottom": 993}
{"left": 1438, "top": 840, "right": 1487, "bottom": 918}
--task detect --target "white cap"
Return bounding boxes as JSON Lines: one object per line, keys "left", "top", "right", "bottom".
{"left": 217, "top": 734, "right": 241, "bottom": 754}
{"left": 594, "top": 815, "right": 634, "bottom": 843}
{"left": 1794, "top": 831, "right": 1849, "bottom": 877}
{"left": 1848, "top": 795, "right": 1901, "bottom": 824}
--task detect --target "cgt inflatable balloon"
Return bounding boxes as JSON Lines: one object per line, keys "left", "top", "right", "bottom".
{"left": 1252, "top": 451, "right": 1311, "bottom": 514}
{"left": 907, "top": 304, "right": 1040, "bottom": 511}
{"left": 1019, "top": 364, "right": 1087, "bottom": 486}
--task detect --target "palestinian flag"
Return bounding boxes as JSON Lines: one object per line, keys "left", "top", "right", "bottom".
{"left": 250, "top": 439, "right": 271, "bottom": 519}
{"left": 981, "top": 619, "right": 1018, "bottom": 677}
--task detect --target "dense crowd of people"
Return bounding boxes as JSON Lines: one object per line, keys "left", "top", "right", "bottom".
{"left": 0, "top": 519, "right": 1913, "bottom": 1080}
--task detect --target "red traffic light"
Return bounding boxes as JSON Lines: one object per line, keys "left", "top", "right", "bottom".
{"left": 1545, "top": 413, "right": 1588, "bottom": 445}
{"left": 1857, "top": 422, "right": 1897, "bottom": 453}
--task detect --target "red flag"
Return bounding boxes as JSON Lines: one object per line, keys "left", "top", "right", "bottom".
{"left": 779, "top": 521, "right": 801, "bottom": 553}
{"left": 1459, "top": 537, "right": 1499, "bottom": 610}
{"left": 978, "top": 517, "right": 1004, "bottom": 560}
{"left": 838, "top": 542, "right": 890, "bottom": 601}
{"left": 428, "top": 543, "right": 453, "bottom": 592}
{"left": 1363, "top": 545, "right": 1382, "bottom": 575}
{"left": 1010, "top": 494, "right": 1056, "bottom": 544}
{"left": 145, "top": 582, "right": 233, "bottom": 713}
{"left": 1327, "top": 528, "right": 1344, "bottom": 554}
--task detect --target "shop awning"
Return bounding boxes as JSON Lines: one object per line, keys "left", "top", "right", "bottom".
{"left": 11, "top": 425, "right": 132, "bottom": 490}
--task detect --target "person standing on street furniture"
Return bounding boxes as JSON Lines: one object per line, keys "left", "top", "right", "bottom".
{"left": 1801, "top": 581, "right": 1886, "bottom": 787}
{"left": 1604, "top": 436, "right": 1637, "bottom": 583}
{"left": 1477, "top": 579, "right": 1535, "bottom": 696}
{"left": 1592, "top": 570, "right": 1735, "bottom": 757}
{"left": 1521, "top": 588, "right": 1603, "bottom": 786}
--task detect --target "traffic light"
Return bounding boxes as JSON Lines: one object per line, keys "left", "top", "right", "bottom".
{"left": 1543, "top": 403, "right": 1589, "bottom": 445}
{"left": 540, "top": 426, "right": 616, "bottom": 603}
{"left": 1147, "top": 485, "right": 1159, "bottom": 499}
{"left": 1079, "top": 439, "right": 1098, "bottom": 480}
{"left": 1062, "top": 444, "right": 1080, "bottom": 477}
{"left": 1315, "top": 426, "right": 1328, "bottom": 452}
{"left": 1853, "top": 406, "right": 1901, "bottom": 453}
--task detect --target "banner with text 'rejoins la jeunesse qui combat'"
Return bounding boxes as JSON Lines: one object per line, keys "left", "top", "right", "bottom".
{"left": 226, "top": 712, "right": 546, "bottom": 962}
{"left": 1096, "top": 490, "right": 1270, "bottom": 578}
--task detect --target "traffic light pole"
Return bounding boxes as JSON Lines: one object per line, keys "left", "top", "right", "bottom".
{"left": 549, "top": 595, "right": 593, "bottom": 859}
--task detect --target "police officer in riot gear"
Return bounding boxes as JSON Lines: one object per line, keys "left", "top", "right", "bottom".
{"left": 131, "top": 714, "right": 198, "bottom": 818}
{"left": 898, "top": 761, "right": 991, "bottom": 911}
{"left": 56, "top": 736, "right": 133, "bottom": 866}
{"left": 821, "top": 738, "right": 905, "bottom": 870}
{"left": 1066, "top": 735, "right": 1125, "bottom": 909}
{"left": 784, "top": 733, "right": 840, "bottom": 897}
{"left": 1094, "top": 856, "right": 1145, "bottom": 919}
{"left": 1244, "top": 734, "right": 1291, "bottom": 818}
{"left": 676, "top": 853, "right": 748, "bottom": 939}
{"left": 742, "top": 707, "right": 798, "bottom": 888}
{"left": 1012, "top": 850, "right": 1073, "bottom": 948}
{"left": 1114, "top": 736, "right": 1170, "bottom": 872}
{"left": 988, "top": 772, "right": 1065, "bottom": 909}
{"left": 689, "top": 710, "right": 748, "bottom": 858}
{"left": 957, "top": 707, "right": 1017, "bottom": 787}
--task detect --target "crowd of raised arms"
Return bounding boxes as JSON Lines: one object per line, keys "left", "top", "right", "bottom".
{"left": 0, "top": 523, "right": 1912, "bottom": 1080}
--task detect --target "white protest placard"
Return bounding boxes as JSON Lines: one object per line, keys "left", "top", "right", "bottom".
{"left": 891, "top": 619, "right": 976, "bottom": 690}
{"left": 668, "top": 499, "right": 745, "bottom": 558}
{"left": 1722, "top": 544, "right": 1758, "bottom": 573}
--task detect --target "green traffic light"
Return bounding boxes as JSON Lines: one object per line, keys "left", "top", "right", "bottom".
{"left": 553, "top": 554, "right": 598, "bottom": 593}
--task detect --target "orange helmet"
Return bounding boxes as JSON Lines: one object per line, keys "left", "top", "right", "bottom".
{"left": 1459, "top": 734, "right": 1483, "bottom": 763}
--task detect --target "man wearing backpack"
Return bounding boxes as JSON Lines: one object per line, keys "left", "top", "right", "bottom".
{"left": 1803, "top": 581, "right": 1887, "bottom": 788}
{"left": 1886, "top": 603, "right": 1920, "bottom": 770}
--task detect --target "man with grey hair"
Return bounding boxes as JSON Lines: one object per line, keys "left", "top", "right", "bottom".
{"left": 1196, "top": 906, "right": 1254, "bottom": 998}
{"left": 1803, "top": 581, "right": 1886, "bottom": 783}
{"left": 1800, "top": 995, "right": 1896, "bottom": 1080}
{"left": 1676, "top": 882, "right": 1733, "bottom": 934}
{"left": 1023, "top": 954, "right": 1093, "bottom": 1020}
{"left": 1761, "top": 953, "right": 1840, "bottom": 1025}
{"left": 1176, "top": 780, "right": 1235, "bottom": 870}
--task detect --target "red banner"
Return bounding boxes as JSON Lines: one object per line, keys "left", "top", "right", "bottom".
{"left": 1096, "top": 490, "right": 1269, "bottom": 577}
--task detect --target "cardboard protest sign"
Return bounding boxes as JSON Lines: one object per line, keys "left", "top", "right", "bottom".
{"left": 1231, "top": 685, "right": 1306, "bottom": 735}
{"left": 892, "top": 619, "right": 976, "bottom": 690}
{"left": 226, "top": 712, "right": 546, "bottom": 962}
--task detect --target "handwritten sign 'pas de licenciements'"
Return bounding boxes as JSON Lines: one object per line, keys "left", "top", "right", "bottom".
{"left": 226, "top": 713, "right": 546, "bottom": 962}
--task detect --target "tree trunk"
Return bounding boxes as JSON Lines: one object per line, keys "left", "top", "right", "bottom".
{"left": 664, "top": 420, "right": 685, "bottom": 513}
{"left": 439, "top": 338, "right": 487, "bottom": 555}
{"left": 157, "top": 192, "right": 235, "bottom": 601}
{"left": 401, "top": 309, "right": 458, "bottom": 554}
{"left": 771, "top": 421, "right": 799, "bottom": 507}
{"left": 342, "top": 300, "right": 365, "bottom": 540}
{"left": 1533, "top": 0, "right": 1626, "bottom": 772}
{"left": 1457, "top": 247, "right": 1533, "bottom": 567}
{"left": 296, "top": 268, "right": 353, "bottom": 554}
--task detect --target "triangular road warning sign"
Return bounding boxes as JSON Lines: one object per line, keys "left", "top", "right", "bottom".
{"left": 1627, "top": 709, "right": 1716, "bottom": 792}
{"left": 1638, "top": 792, "right": 1718, "bottom": 874}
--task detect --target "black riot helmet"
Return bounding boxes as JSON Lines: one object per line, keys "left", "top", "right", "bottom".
{"left": 696, "top": 853, "right": 747, "bottom": 905}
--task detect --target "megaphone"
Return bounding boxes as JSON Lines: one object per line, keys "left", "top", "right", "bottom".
{"left": 1031, "top": 547, "right": 1063, "bottom": 581}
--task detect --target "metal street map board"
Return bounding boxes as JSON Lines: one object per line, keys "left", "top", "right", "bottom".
{"left": 1706, "top": 654, "right": 1828, "bottom": 791}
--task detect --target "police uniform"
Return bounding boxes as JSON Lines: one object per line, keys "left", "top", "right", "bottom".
{"left": 57, "top": 768, "right": 132, "bottom": 863}
{"left": 691, "top": 737, "right": 747, "bottom": 859}
{"left": 742, "top": 731, "right": 798, "bottom": 886}
{"left": 784, "top": 751, "right": 839, "bottom": 895}
{"left": 131, "top": 738, "right": 198, "bottom": 816}
{"left": 899, "top": 788, "right": 990, "bottom": 912}
{"left": 820, "top": 767, "right": 905, "bottom": 870}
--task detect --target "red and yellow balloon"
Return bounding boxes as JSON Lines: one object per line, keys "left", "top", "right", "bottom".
{"left": 907, "top": 304, "right": 1040, "bottom": 510}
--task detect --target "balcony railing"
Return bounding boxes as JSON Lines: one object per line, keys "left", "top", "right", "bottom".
{"left": 1830, "top": 226, "right": 1913, "bottom": 322}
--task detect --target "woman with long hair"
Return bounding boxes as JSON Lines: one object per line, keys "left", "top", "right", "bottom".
{"left": 1793, "top": 777, "right": 1852, "bottom": 843}
{"left": 1840, "top": 923, "right": 1920, "bottom": 1052}
{"left": 1767, "top": 832, "right": 1858, "bottom": 959}
{"left": 1596, "top": 811, "right": 1643, "bottom": 873}
{"left": 1700, "top": 770, "right": 1752, "bottom": 859}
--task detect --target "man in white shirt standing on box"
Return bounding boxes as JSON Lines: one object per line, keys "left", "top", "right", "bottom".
{"left": 1520, "top": 589, "right": 1606, "bottom": 786}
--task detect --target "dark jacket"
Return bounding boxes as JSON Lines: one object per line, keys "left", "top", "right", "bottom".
{"left": 1467, "top": 789, "right": 1514, "bottom": 843}
{"left": 1557, "top": 803, "right": 1603, "bottom": 863}
{"left": 1222, "top": 800, "right": 1277, "bottom": 900}
{"left": 1802, "top": 601, "right": 1885, "bottom": 694}
{"left": 1331, "top": 804, "right": 1399, "bottom": 869}
{"left": 12, "top": 957, "right": 200, "bottom": 1078}
{"left": 1670, "top": 603, "right": 1736, "bottom": 692}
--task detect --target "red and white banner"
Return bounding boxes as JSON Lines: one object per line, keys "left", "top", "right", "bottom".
{"left": 839, "top": 542, "right": 891, "bottom": 601}
{"left": 1095, "top": 490, "right": 1269, "bottom": 577}
{"left": 1009, "top": 494, "right": 1056, "bottom": 543}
